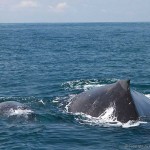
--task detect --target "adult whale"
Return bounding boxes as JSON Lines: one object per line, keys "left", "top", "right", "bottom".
{"left": 0, "top": 101, "right": 29, "bottom": 116}
{"left": 68, "top": 80, "right": 150, "bottom": 123}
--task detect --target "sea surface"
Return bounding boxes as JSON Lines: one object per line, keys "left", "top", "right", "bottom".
{"left": 0, "top": 23, "right": 150, "bottom": 149}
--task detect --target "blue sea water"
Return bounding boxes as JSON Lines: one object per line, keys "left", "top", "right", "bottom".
{"left": 0, "top": 23, "right": 150, "bottom": 149}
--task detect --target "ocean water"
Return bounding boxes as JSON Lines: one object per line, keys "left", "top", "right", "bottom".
{"left": 0, "top": 23, "right": 150, "bottom": 149}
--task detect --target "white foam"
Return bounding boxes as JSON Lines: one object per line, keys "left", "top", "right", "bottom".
{"left": 74, "top": 104, "right": 120, "bottom": 127}
{"left": 52, "top": 100, "right": 59, "bottom": 103}
{"left": 122, "top": 120, "right": 147, "bottom": 128}
{"left": 98, "top": 104, "right": 117, "bottom": 121}
{"left": 39, "top": 100, "right": 45, "bottom": 105}
{"left": 52, "top": 96, "right": 63, "bottom": 103}
{"left": 145, "top": 94, "right": 150, "bottom": 99}
{"left": 8, "top": 108, "right": 33, "bottom": 118}
{"left": 65, "top": 94, "right": 76, "bottom": 112}
{"left": 72, "top": 105, "right": 147, "bottom": 128}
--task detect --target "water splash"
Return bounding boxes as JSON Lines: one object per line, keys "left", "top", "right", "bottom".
{"left": 9, "top": 108, "right": 33, "bottom": 117}
{"left": 145, "top": 94, "right": 150, "bottom": 99}
{"left": 98, "top": 103, "right": 117, "bottom": 122}
{"left": 65, "top": 94, "right": 76, "bottom": 112}
{"left": 73, "top": 104, "right": 120, "bottom": 127}
{"left": 122, "top": 120, "right": 147, "bottom": 128}
{"left": 75, "top": 113, "right": 146, "bottom": 128}
{"left": 66, "top": 103, "right": 147, "bottom": 128}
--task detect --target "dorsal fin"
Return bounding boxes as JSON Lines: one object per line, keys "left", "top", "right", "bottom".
{"left": 118, "top": 80, "right": 130, "bottom": 91}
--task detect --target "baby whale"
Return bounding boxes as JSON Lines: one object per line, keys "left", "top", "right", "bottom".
{"left": 68, "top": 80, "right": 150, "bottom": 123}
{"left": 0, "top": 101, "right": 32, "bottom": 116}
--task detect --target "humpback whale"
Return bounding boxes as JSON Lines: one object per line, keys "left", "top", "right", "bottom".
{"left": 68, "top": 80, "right": 150, "bottom": 123}
{"left": 0, "top": 101, "right": 29, "bottom": 116}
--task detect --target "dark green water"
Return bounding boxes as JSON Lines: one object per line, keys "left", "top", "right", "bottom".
{"left": 0, "top": 23, "right": 150, "bottom": 149}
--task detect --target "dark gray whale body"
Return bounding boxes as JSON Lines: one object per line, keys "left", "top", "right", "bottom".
{"left": 68, "top": 80, "right": 150, "bottom": 123}
{"left": 0, "top": 101, "right": 28, "bottom": 115}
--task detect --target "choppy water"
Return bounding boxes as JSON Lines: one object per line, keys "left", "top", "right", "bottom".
{"left": 0, "top": 23, "right": 150, "bottom": 149}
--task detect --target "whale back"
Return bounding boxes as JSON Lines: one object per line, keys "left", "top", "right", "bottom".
{"left": 0, "top": 101, "right": 27, "bottom": 115}
{"left": 68, "top": 80, "right": 138, "bottom": 123}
